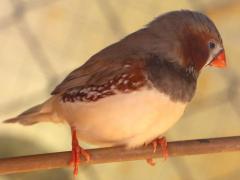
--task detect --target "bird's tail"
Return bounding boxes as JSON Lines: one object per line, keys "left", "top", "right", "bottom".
{"left": 4, "top": 98, "right": 61, "bottom": 125}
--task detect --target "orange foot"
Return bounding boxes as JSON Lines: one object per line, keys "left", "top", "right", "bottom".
{"left": 146, "top": 137, "right": 168, "bottom": 166}
{"left": 70, "top": 127, "right": 90, "bottom": 176}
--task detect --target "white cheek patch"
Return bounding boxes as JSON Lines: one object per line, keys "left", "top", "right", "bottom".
{"left": 204, "top": 44, "right": 223, "bottom": 67}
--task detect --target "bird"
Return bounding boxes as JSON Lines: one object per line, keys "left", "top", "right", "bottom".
{"left": 4, "top": 10, "right": 226, "bottom": 175}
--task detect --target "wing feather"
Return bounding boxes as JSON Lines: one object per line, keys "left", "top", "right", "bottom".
{"left": 51, "top": 56, "right": 146, "bottom": 95}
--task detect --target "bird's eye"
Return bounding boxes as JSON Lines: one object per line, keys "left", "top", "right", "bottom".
{"left": 208, "top": 40, "right": 216, "bottom": 49}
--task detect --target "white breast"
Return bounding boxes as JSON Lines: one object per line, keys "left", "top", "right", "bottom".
{"left": 56, "top": 88, "right": 187, "bottom": 148}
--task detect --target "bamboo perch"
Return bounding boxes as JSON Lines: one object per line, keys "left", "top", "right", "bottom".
{"left": 0, "top": 136, "right": 240, "bottom": 175}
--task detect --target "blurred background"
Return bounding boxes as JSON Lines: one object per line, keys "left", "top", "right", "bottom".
{"left": 0, "top": 0, "right": 240, "bottom": 179}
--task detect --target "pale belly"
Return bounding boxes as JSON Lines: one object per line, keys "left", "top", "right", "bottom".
{"left": 57, "top": 89, "right": 186, "bottom": 148}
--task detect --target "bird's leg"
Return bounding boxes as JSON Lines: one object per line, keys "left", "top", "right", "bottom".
{"left": 70, "top": 126, "right": 90, "bottom": 176}
{"left": 146, "top": 137, "right": 168, "bottom": 165}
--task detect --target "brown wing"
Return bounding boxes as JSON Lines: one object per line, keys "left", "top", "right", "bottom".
{"left": 61, "top": 65, "right": 147, "bottom": 103}
{"left": 51, "top": 27, "right": 159, "bottom": 95}
{"left": 51, "top": 55, "right": 146, "bottom": 95}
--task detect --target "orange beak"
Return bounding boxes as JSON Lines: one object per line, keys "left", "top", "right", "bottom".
{"left": 209, "top": 50, "right": 227, "bottom": 68}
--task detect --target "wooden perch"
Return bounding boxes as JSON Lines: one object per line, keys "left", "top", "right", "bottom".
{"left": 0, "top": 136, "right": 240, "bottom": 175}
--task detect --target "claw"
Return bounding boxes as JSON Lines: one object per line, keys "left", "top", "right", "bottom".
{"left": 146, "top": 137, "right": 168, "bottom": 165}
{"left": 70, "top": 127, "right": 90, "bottom": 176}
{"left": 146, "top": 158, "right": 156, "bottom": 166}
{"left": 158, "top": 137, "right": 168, "bottom": 160}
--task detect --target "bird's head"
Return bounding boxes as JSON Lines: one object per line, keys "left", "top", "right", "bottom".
{"left": 147, "top": 10, "right": 226, "bottom": 75}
